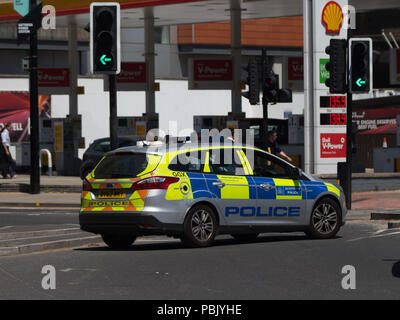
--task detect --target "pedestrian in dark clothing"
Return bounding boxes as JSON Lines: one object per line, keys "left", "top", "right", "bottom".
{"left": 266, "top": 130, "right": 292, "bottom": 162}
{"left": 0, "top": 122, "right": 17, "bottom": 179}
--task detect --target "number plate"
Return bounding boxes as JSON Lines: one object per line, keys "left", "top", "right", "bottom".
{"left": 98, "top": 191, "right": 126, "bottom": 199}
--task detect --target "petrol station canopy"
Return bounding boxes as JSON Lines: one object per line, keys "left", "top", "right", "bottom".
{"left": 1, "top": 0, "right": 400, "bottom": 27}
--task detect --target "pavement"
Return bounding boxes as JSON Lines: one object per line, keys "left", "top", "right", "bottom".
{"left": 0, "top": 174, "right": 399, "bottom": 257}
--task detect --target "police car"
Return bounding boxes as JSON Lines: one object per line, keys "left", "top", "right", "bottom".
{"left": 79, "top": 143, "right": 346, "bottom": 248}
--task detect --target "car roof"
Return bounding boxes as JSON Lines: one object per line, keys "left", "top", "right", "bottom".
{"left": 107, "top": 142, "right": 297, "bottom": 169}
{"left": 93, "top": 136, "right": 143, "bottom": 143}
{"left": 108, "top": 142, "right": 262, "bottom": 155}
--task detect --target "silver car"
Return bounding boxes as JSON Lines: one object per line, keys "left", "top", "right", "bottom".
{"left": 79, "top": 143, "right": 347, "bottom": 248}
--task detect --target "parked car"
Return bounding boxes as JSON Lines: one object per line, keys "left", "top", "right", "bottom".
{"left": 79, "top": 142, "right": 346, "bottom": 249}
{"left": 80, "top": 136, "right": 143, "bottom": 179}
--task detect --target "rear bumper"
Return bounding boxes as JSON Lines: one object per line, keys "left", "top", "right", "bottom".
{"left": 79, "top": 211, "right": 183, "bottom": 236}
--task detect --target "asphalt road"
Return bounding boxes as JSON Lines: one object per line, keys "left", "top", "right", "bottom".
{"left": 0, "top": 214, "right": 400, "bottom": 300}
{"left": 0, "top": 208, "right": 79, "bottom": 227}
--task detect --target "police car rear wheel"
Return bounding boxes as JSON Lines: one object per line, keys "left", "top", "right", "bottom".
{"left": 231, "top": 234, "right": 259, "bottom": 242}
{"left": 101, "top": 234, "right": 137, "bottom": 249}
{"left": 181, "top": 205, "right": 217, "bottom": 247}
{"left": 306, "top": 198, "right": 341, "bottom": 239}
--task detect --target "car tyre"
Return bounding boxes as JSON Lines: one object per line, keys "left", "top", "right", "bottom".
{"left": 101, "top": 234, "right": 137, "bottom": 249}
{"left": 231, "top": 233, "right": 259, "bottom": 242}
{"left": 181, "top": 205, "right": 218, "bottom": 248}
{"left": 305, "top": 197, "right": 341, "bottom": 239}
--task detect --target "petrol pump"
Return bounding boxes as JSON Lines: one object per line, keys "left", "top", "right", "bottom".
{"left": 51, "top": 115, "right": 82, "bottom": 176}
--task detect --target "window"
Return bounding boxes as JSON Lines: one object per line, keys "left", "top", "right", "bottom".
{"left": 246, "top": 150, "right": 290, "bottom": 179}
{"left": 168, "top": 151, "right": 204, "bottom": 173}
{"left": 208, "top": 148, "right": 246, "bottom": 176}
{"left": 94, "top": 153, "right": 149, "bottom": 179}
{"left": 93, "top": 141, "right": 111, "bottom": 153}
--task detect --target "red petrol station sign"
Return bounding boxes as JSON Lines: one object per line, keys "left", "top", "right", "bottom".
{"left": 193, "top": 60, "right": 232, "bottom": 81}
{"left": 320, "top": 133, "right": 346, "bottom": 158}
{"left": 288, "top": 57, "right": 303, "bottom": 81}
{"left": 189, "top": 59, "right": 233, "bottom": 90}
{"left": 104, "top": 62, "right": 148, "bottom": 91}
{"left": 38, "top": 68, "right": 70, "bottom": 94}
{"left": 117, "top": 62, "right": 146, "bottom": 83}
{"left": 38, "top": 68, "right": 70, "bottom": 87}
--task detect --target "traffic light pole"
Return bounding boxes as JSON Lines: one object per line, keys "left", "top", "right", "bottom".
{"left": 29, "top": 0, "right": 40, "bottom": 194}
{"left": 345, "top": 29, "right": 354, "bottom": 210}
{"left": 109, "top": 74, "right": 118, "bottom": 150}
{"left": 346, "top": 90, "right": 352, "bottom": 209}
{"left": 261, "top": 48, "right": 269, "bottom": 150}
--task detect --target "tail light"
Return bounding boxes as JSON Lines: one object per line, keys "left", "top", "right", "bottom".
{"left": 83, "top": 179, "right": 92, "bottom": 191}
{"left": 132, "top": 176, "right": 179, "bottom": 191}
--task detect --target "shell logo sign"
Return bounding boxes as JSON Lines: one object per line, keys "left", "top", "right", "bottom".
{"left": 321, "top": 1, "right": 344, "bottom": 34}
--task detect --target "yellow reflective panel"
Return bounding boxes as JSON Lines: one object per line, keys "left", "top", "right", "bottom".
{"left": 165, "top": 178, "right": 192, "bottom": 200}
{"left": 235, "top": 150, "right": 249, "bottom": 175}
{"left": 325, "top": 183, "right": 340, "bottom": 197}
{"left": 204, "top": 151, "right": 211, "bottom": 173}
{"left": 137, "top": 154, "right": 162, "bottom": 176}
{"left": 218, "top": 175, "right": 249, "bottom": 200}
{"left": 274, "top": 179, "right": 302, "bottom": 200}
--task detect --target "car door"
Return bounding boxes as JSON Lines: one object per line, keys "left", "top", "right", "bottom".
{"left": 204, "top": 147, "right": 258, "bottom": 226}
{"left": 242, "top": 148, "right": 306, "bottom": 226}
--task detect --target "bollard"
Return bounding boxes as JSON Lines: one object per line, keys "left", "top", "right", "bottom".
{"left": 39, "top": 149, "right": 52, "bottom": 176}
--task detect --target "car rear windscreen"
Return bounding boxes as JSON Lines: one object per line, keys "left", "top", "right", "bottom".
{"left": 93, "top": 153, "right": 150, "bottom": 179}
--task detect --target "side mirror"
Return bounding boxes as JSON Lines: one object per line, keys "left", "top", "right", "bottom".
{"left": 289, "top": 167, "right": 301, "bottom": 180}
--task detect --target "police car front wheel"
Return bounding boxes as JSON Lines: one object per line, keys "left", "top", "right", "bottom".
{"left": 181, "top": 205, "right": 218, "bottom": 247}
{"left": 306, "top": 198, "right": 341, "bottom": 239}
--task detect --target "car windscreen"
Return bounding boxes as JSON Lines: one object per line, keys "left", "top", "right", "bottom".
{"left": 93, "top": 153, "right": 149, "bottom": 179}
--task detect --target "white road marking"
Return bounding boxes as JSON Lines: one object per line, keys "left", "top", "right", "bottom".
{"left": 348, "top": 230, "right": 400, "bottom": 242}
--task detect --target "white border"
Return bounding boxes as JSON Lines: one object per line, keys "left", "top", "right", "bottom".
{"left": 348, "top": 37, "right": 373, "bottom": 94}
{"left": 89, "top": 2, "right": 121, "bottom": 75}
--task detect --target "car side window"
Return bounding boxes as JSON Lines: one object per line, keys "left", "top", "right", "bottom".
{"left": 245, "top": 150, "right": 291, "bottom": 179}
{"left": 94, "top": 141, "right": 111, "bottom": 153}
{"left": 118, "top": 140, "right": 136, "bottom": 148}
{"left": 208, "top": 148, "right": 246, "bottom": 176}
{"left": 168, "top": 151, "right": 204, "bottom": 173}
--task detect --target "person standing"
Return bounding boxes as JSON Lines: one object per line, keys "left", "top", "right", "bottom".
{"left": 1, "top": 122, "right": 17, "bottom": 179}
{"left": 266, "top": 130, "right": 292, "bottom": 162}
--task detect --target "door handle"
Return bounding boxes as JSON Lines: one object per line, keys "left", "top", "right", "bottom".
{"left": 212, "top": 181, "right": 226, "bottom": 189}
{"left": 260, "top": 183, "right": 274, "bottom": 191}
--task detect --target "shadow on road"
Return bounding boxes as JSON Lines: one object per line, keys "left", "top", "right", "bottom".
{"left": 75, "top": 233, "right": 340, "bottom": 252}
{"left": 382, "top": 259, "right": 400, "bottom": 278}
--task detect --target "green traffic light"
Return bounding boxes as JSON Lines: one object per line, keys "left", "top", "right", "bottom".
{"left": 100, "top": 54, "right": 112, "bottom": 65}
{"left": 356, "top": 78, "right": 366, "bottom": 87}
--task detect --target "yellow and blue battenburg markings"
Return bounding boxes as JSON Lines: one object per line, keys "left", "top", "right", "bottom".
{"left": 82, "top": 146, "right": 342, "bottom": 211}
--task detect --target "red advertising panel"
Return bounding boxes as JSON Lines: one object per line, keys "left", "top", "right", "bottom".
{"left": 193, "top": 60, "right": 232, "bottom": 81}
{"left": 353, "top": 107, "right": 399, "bottom": 133}
{"left": 38, "top": 68, "right": 70, "bottom": 87}
{"left": 0, "top": 92, "right": 51, "bottom": 142}
{"left": 117, "top": 62, "right": 146, "bottom": 83}
{"left": 320, "top": 133, "right": 346, "bottom": 158}
{"left": 288, "top": 57, "right": 304, "bottom": 81}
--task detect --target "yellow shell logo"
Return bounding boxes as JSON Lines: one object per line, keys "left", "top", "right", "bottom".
{"left": 321, "top": 1, "right": 344, "bottom": 34}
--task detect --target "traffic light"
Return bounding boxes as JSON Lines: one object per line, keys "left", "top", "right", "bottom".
{"left": 264, "top": 72, "right": 279, "bottom": 103}
{"left": 263, "top": 72, "right": 292, "bottom": 104}
{"left": 325, "top": 39, "right": 347, "bottom": 94}
{"left": 349, "top": 38, "right": 372, "bottom": 93}
{"left": 242, "top": 58, "right": 260, "bottom": 105}
{"left": 90, "top": 3, "right": 120, "bottom": 74}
